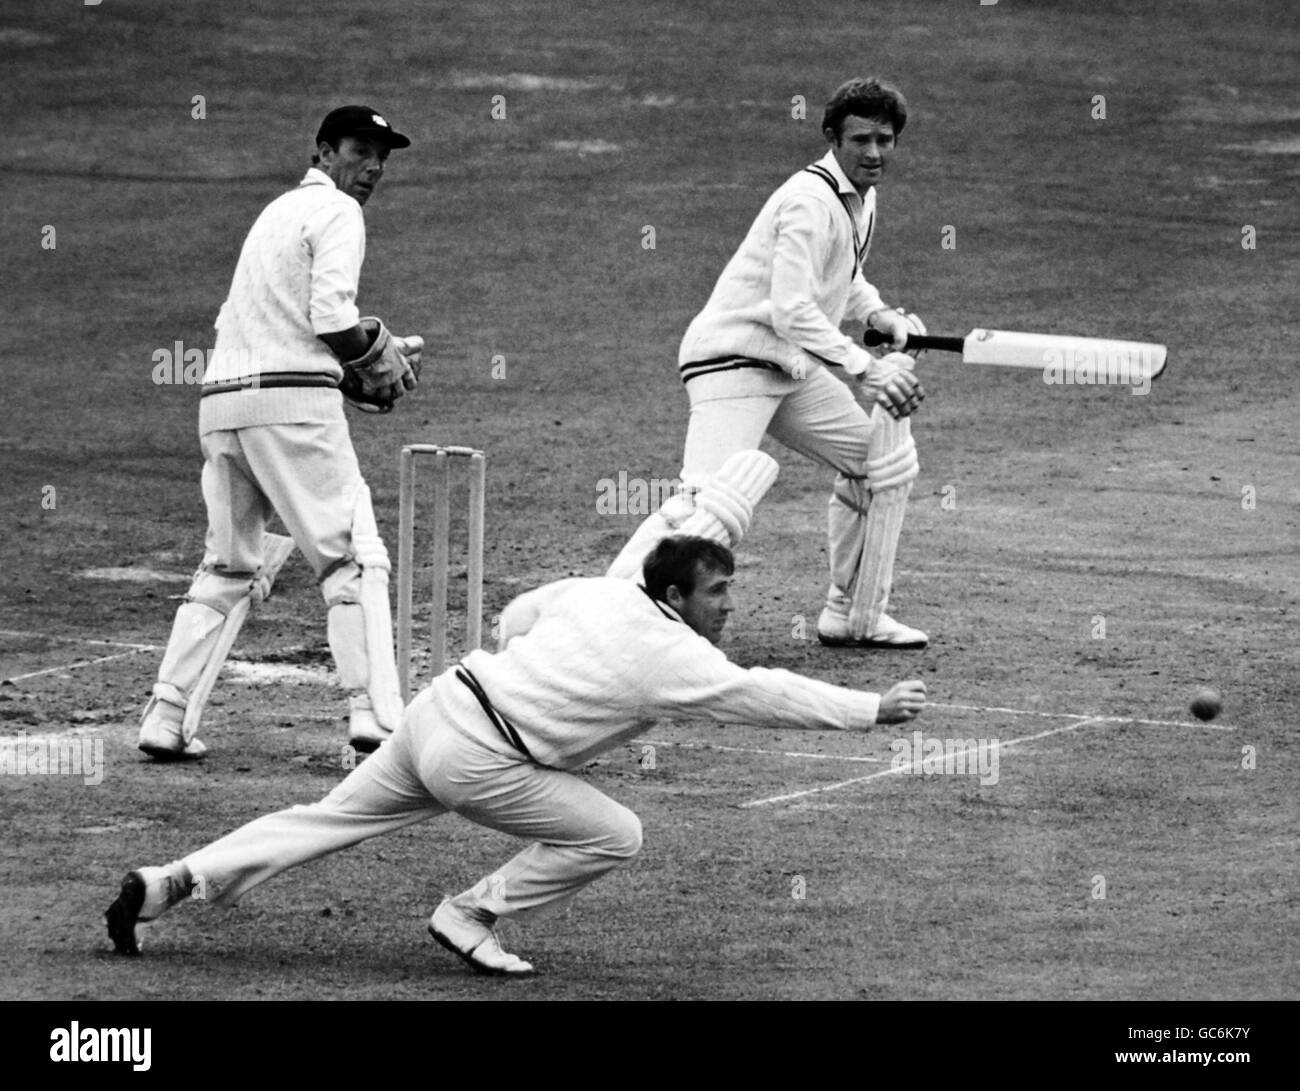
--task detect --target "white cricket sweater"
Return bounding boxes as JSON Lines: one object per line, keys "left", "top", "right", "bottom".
{"left": 199, "top": 169, "right": 362, "bottom": 434}
{"left": 678, "top": 150, "right": 892, "bottom": 402}
{"left": 458, "top": 576, "right": 881, "bottom": 770}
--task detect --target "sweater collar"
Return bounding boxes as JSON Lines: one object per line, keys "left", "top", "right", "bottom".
{"left": 814, "top": 150, "right": 858, "bottom": 197}
{"left": 640, "top": 585, "right": 685, "bottom": 624}
{"left": 300, "top": 167, "right": 337, "bottom": 189}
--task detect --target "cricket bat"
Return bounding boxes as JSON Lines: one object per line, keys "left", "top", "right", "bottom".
{"left": 864, "top": 327, "right": 1169, "bottom": 383}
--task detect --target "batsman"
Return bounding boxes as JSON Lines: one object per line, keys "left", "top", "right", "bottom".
{"left": 609, "top": 78, "right": 929, "bottom": 649}
{"left": 138, "top": 105, "right": 423, "bottom": 761}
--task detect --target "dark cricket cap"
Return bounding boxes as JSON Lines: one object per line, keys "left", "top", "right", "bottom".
{"left": 315, "top": 105, "right": 411, "bottom": 150}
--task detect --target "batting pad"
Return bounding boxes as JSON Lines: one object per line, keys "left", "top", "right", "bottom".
{"left": 710, "top": 449, "right": 780, "bottom": 507}
{"left": 680, "top": 449, "right": 780, "bottom": 542}
{"left": 154, "top": 601, "right": 227, "bottom": 705}
{"left": 170, "top": 532, "right": 297, "bottom": 743}
{"left": 845, "top": 483, "right": 910, "bottom": 637}
{"left": 864, "top": 424, "right": 918, "bottom": 491}
{"left": 181, "top": 599, "right": 250, "bottom": 743}
{"left": 841, "top": 412, "right": 917, "bottom": 637}
{"left": 606, "top": 449, "right": 779, "bottom": 580}
{"left": 352, "top": 487, "right": 404, "bottom": 731}
{"left": 685, "top": 493, "right": 742, "bottom": 543}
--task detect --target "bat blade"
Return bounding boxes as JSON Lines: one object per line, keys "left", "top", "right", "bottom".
{"left": 961, "top": 329, "right": 1168, "bottom": 382}
{"left": 864, "top": 328, "right": 1168, "bottom": 384}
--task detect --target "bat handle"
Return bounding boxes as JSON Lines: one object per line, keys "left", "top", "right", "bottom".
{"left": 863, "top": 329, "right": 965, "bottom": 353}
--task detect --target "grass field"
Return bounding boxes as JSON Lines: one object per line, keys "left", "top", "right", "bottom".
{"left": 2, "top": 0, "right": 1298, "bottom": 1009}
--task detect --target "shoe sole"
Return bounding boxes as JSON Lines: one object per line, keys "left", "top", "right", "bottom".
{"left": 105, "top": 872, "right": 145, "bottom": 956}
{"left": 138, "top": 744, "right": 206, "bottom": 762}
{"left": 139, "top": 730, "right": 207, "bottom": 761}
{"left": 817, "top": 632, "right": 928, "bottom": 650}
{"left": 427, "top": 923, "right": 535, "bottom": 977}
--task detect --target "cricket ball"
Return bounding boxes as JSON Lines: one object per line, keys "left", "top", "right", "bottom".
{"left": 1190, "top": 688, "right": 1222, "bottom": 721}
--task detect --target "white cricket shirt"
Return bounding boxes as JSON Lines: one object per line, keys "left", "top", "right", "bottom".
{"left": 459, "top": 576, "right": 882, "bottom": 770}
{"left": 678, "top": 150, "right": 891, "bottom": 399}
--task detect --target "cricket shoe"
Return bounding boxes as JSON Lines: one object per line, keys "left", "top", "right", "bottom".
{"left": 428, "top": 898, "right": 535, "bottom": 976}
{"left": 816, "top": 608, "right": 928, "bottom": 649}
{"left": 104, "top": 865, "right": 190, "bottom": 955}
{"left": 347, "top": 693, "right": 392, "bottom": 754}
{"left": 137, "top": 697, "right": 207, "bottom": 761}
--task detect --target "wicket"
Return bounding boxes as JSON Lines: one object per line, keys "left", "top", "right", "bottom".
{"left": 396, "top": 444, "right": 486, "bottom": 703}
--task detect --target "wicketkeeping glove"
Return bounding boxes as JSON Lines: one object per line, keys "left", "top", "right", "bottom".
{"left": 339, "top": 316, "right": 422, "bottom": 414}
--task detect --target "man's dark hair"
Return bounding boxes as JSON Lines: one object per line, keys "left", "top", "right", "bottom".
{"left": 643, "top": 536, "right": 735, "bottom": 602}
{"left": 822, "top": 78, "right": 908, "bottom": 140}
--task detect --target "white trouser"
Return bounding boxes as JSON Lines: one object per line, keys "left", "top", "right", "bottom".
{"left": 681, "top": 366, "right": 873, "bottom": 478}
{"left": 182, "top": 671, "right": 642, "bottom": 921}
{"left": 677, "top": 367, "right": 910, "bottom": 630}
{"left": 153, "top": 420, "right": 395, "bottom": 717}
{"left": 197, "top": 420, "right": 368, "bottom": 581}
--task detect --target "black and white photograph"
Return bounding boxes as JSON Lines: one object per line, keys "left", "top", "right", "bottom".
{"left": 2, "top": 0, "right": 1294, "bottom": 1055}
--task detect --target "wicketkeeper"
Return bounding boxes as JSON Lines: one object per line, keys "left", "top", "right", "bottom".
{"left": 138, "top": 105, "right": 423, "bottom": 760}
{"left": 608, "top": 78, "right": 930, "bottom": 649}
{"left": 107, "top": 536, "right": 926, "bottom": 976}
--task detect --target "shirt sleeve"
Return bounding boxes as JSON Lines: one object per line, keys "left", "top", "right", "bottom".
{"left": 846, "top": 270, "right": 888, "bottom": 324}
{"left": 304, "top": 200, "right": 365, "bottom": 335}
{"left": 769, "top": 193, "right": 877, "bottom": 376}
{"left": 641, "top": 632, "right": 881, "bottom": 730}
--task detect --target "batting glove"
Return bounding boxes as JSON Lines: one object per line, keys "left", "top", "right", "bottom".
{"left": 867, "top": 307, "right": 927, "bottom": 356}
{"left": 877, "top": 370, "right": 925, "bottom": 419}
{"left": 898, "top": 310, "right": 927, "bottom": 358}
{"left": 864, "top": 352, "right": 925, "bottom": 420}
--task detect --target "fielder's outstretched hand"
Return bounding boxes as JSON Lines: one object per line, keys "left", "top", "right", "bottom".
{"left": 876, "top": 679, "right": 927, "bottom": 724}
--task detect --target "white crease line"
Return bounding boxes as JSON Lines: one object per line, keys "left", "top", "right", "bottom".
{"left": 5, "top": 645, "right": 162, "bottom": 683}
{"left": 930, "top": 701, "right": 1086, "bottom": 719}
{"left": 646, "top": 702, "right": 1233, "bottom": 775}
{"left": 0, "top": 629, "right": 160, "bottom": 650}
{"left": 739, "top": 718, "right": 1103, "bottom": 809}
{"left": 641, "top": 738, "right": 889, "bottom": 764}
{"left": 929, "top": 700, "right": 1233, "bottom": 731}
{"left": 1102, "top": 716, "right": 1236, "bottom": 731}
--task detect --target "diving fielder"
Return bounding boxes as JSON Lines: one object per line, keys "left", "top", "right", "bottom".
{"left": 138, "top": 105, "right": 422, "bottom": 761}
{"left": 608, "top": 78, "right": 930, "bottom": 649}
{"left": 106, "top": 536, "right": 927, "bottom": 976}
